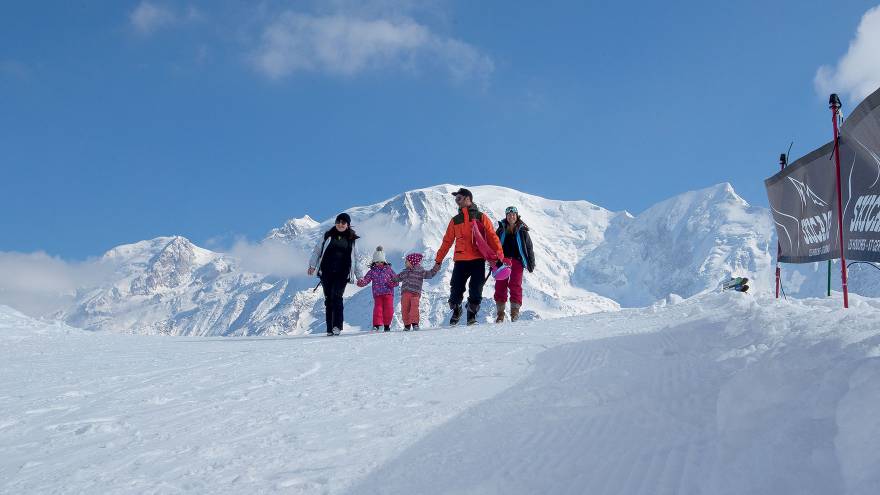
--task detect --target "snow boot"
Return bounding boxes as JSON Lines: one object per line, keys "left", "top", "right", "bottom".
{"left": 326, "top": 331, "right": 334, "bottom": 336}
{"left": 383, "top": 325, "right": 390, "bottom": 332}
{"left": 373, "top": 325, "right": 380, "bottom": 332}
{"left": 404, "top": 324, "right": 411, "bottom": 331}
{"left": 332, "top": 327, "right": 342, "bottom": 336}
{"left": 412, "top": 324, "right": 419, "bottom": 331}
{"left": 510, "top": 303, "right": 521, "bottom": 322}
{"left": 467, "top": 302, "right": 480, "bottom": 326}
{"left": 450, "top": 303, "right": 463, "bottom": 326}
{"left": 495, "top": 301, "right": 506, "bottom": 323}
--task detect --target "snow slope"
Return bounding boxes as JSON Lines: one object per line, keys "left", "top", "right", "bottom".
{"left": 3, "top": 296, "right": 879, "bottom": 494}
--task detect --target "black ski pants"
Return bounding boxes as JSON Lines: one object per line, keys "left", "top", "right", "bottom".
{"left": 321, "top": 273, "right": 348, "bottom": 331}
{"left": 449, "top": 259, "right": 487, "bottom": 309}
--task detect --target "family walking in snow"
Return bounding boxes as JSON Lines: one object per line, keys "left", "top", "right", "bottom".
{"left": 307, "top": 188, "right": 535, "bottom": 335}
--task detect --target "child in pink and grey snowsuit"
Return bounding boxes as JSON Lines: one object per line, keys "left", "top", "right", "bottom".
{"left": 357, "top": 246, "right": 398, "bottom": 331}
{"left": 392, "top": 252, "right": 440, "bottom": 331}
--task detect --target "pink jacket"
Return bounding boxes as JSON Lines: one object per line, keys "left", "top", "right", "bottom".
{"left": 357, "top": 264, "right": 399, "bottom": 296}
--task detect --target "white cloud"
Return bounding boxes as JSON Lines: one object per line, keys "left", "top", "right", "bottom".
{"left": 251, "top": 11, "right": 493, "bottom": 83}
{"left": 226, "top": 238, "right": 311, "bottom": 278}
{"left": 0, "top": 252, "right": 116, "bottom": 317}
{"left": 815, "top": 5, "right": 880, "bottom": 102}
{"left": 130, "top": 1, "right": 176, "bottom": 34}
{"left": 130, "top": 2, "right": 202, "bottom": 35}
{"left": 353, "top": 213, "right": 422, "bottom": 260}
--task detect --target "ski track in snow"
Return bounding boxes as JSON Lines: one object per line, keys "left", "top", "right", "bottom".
{"left": 2, "top": 294, "right": 880, "bottom": 494}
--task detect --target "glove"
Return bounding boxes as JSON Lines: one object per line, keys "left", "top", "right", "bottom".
{"left": 494, "top": 260, "right": 503, "bottom": 268}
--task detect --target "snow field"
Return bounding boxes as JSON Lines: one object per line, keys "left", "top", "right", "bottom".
{"left": 2, "top": 294, "right": 880, "bottom": 494}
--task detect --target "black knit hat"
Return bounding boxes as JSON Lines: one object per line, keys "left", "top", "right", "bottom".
{"left": 450, "top": 187, "right": 473, "bottom": 200}
{"left": 335, "top": 213, "right": 351, "bottom": 225}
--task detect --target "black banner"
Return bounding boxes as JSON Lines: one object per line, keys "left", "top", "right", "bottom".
{"left": 765, "top": 86, "right": 880, "bottom": 263}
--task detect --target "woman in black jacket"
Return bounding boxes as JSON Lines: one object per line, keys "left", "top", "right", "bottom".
{"left": 493, "top": 206, "right": 536, "bottom": 322}
{"left": 307, "top": 213, "right": 364, "bottom": 335}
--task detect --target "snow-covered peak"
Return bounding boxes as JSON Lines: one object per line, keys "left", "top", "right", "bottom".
{"left": 575, "top": 182, "right": 773, "bottom": 306}
{"left": 101, "top": 236, "right": 215, "bottom": 266}
{"left": 266, "top": 215, "right": 320, "bottom": 242}
{"left": 634, "top": 182, "right": 749, "bottom": 230}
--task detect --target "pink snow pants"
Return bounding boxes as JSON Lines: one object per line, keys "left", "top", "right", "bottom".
{"left": 401, "top": 291, "right": 421, "bottom": 326}
{"left": 494, "top": 258, "right": 524, "bottom": 305}
{"left": 372, "top": 293, "right": 394, "bottom": 326}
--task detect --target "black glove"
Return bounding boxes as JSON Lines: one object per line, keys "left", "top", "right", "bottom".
{"left": 494, "top": 260, "right": 503, "bottom": 268}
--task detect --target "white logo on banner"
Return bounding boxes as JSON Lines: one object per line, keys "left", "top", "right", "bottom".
{"left": 850, "top": 195, "right": 880, "bottom": 232}
{"left": 787, "top": 177, "right": 833, "bottom": 248}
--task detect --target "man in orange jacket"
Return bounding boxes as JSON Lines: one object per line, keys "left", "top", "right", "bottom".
{"left": 433, "top": 188, "right": 504, "bottom": 325}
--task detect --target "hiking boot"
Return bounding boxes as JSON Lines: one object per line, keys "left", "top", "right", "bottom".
{"left": 495, "top": 301, "right": 506, "bottom": 323}
{"left": 404, "top": 324, "right": 411, "bottom": 331}
{"left": 332, "top": 327, "right": 342, "bottom": 335}
{"left": 383, "top": 325, "right": 390, "bottom": 332}
{"left": 412, "top": 324, "right": 419, "bottom": 331}
{"left": 326, "top": 331, "right": 334, "bottom": 336}
{"left": 510, "top": 303, "right": 521, "bottom": 322}
{"left": 373, "top": 325, "right": 380, "bottom": 332}
{"left": 466, "top": 302, "right": 480, "bottom": 326}
{"left": 450, "top": 304, "right": 463, "bottom": 325}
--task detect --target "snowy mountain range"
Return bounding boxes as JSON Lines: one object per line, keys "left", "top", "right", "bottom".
{"left": 51, "top": 183, "right": 877, "bottom": 336}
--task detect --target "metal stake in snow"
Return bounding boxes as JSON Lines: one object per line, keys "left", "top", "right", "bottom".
{"left": 830, "top": 93, "right": 849, "bottom": 308}
{"left": 775, "top": 153, "right": 786, "bottom": 299}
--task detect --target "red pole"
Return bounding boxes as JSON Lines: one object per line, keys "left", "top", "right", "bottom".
{"left": 830, "top": 93, "right": 849, "bottom": 308}
{"left": 775, "top": 153, "right": 786, "bottom": 299}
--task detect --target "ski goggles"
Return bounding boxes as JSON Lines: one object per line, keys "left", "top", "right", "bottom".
{"left": 505, "top": 206, "right": 518, "bottom": 215}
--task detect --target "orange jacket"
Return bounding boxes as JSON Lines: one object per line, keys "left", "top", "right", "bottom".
{"left": 435, "top": 206, "right": 504, "bottom": 263}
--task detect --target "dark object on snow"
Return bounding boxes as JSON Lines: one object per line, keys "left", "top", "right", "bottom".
{"left": 721, "top": 277, "right": 749, "bottom": 293}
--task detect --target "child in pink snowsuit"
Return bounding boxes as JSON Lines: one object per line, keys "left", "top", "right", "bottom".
{"left": 392, "top": 252, "right": 441, "bottom": 331}
{"left": 357, "top": 246, "right": 398, "bottom": 332}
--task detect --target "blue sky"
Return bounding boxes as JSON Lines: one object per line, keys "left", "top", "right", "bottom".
{"left": 2, "top": 0, "right": 879, "bottom": 259}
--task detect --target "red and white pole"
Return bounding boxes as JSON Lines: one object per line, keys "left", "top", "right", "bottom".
{"left": 775, "top": 153, "right": 786, "bottom": 299}
{"left": 830, "top": 93, "right": 849, "bottom": 308}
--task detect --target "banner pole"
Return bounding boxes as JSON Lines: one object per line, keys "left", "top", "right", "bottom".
{"left": 776, "top": 153, "right": 786, "bottom": 299}
{"left": 830, "top": 93, "right": 849, "bottom": 308}
{"left": 827, "top": 260, "right": 831, "bottom": 297}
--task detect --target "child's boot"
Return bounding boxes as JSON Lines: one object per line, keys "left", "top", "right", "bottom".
{"left": 495, "top": 302, "right": 506, "bottom": 323}
{"left": 510, "top": 303, "right": 521, "bottom": 322}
